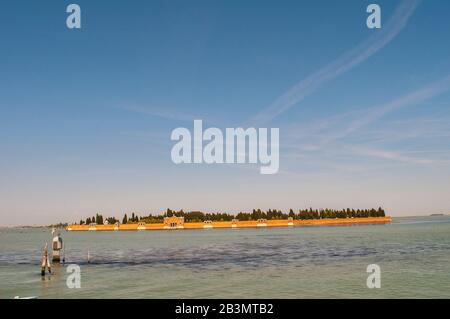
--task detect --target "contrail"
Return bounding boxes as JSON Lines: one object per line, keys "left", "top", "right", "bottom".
{"left": 248, "top": 0, "right": 422, "bottom": 126}
{"left": 290, "top": 73, "right": 450, "bottom": 163}
{"left": 337, "top": 74, "right": 450, "bottom": 140}
{"left": 285, "top": 74, "right": 450, "bottom": 151}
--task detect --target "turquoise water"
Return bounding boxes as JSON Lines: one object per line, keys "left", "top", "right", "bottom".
{"left": 1, "top": 216, "right": 450, "bottom": 298}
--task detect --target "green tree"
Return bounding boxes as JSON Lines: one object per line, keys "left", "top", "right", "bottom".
{"left": 288, "top": 209, "right": 295, "bottom": 218}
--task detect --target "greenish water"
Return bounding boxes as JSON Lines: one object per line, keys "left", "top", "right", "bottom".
{"left": 1, "top": 216, "right": 450, "bottom": 299}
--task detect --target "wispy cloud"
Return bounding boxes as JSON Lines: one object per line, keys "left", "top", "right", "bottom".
{"left": 339, "top": 117, "right": 450, "bottom": 145}
{"left": 248, "top": 0, "right": 421, "bottom": 126}
{"left": 116, "top": 105, "right": 203, "bottom": 123}
{"left": 115, "top": 104, "right": 229, "bottom": 127}
{"left": 281, "top": 74, "right": 450, "bottom": 167}
{"left": 317, "top": 74, "right": 450, "bottom": 146}
{"left": 346, "top": 145, "right": 443, "bottom": 165}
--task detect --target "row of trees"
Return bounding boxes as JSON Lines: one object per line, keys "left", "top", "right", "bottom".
{"left": 79, "top": 213, "right": 104, "bottom": 225}
{"left": 297, "top": 208, "right": 385, "bottom": 219}
{"left": 77, "top": 207, "right": 386, "bottom": 225}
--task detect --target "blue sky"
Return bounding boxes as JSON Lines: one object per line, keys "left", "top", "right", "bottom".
{"left": 1, "top": 0, "right": 450, "bottom": 225}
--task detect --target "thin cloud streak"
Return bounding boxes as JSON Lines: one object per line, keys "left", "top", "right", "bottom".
{"left": 248, "top": 0, "right": 421, "bottom": 126}
{"left": 116, "top": 105, "right": 203, "bottom": 123}
{"left": 319, "top": 74, "right": 450, "bottom": 145}
{"left": 115, "top": 105, "right": 230, "bottom": 127}
{"left": 348, "top": 146, "right": 437, "bottom": 165}
{"left": 281, "top": 75, "right": 450, "bottom": 167}
{"left": 281, "top": 74, "right": 450, "bottom": 149}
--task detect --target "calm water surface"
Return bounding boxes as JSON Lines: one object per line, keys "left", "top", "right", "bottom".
{"left": 1, "top": 216, "right": 449, "bottom": 298}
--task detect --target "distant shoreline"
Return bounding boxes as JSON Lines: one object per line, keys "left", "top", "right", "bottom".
{"left": 2, "top": 214, "right": 449, "bottom": 229}
{"left": 67, "top": 216, "right": 393, "bottom": 232}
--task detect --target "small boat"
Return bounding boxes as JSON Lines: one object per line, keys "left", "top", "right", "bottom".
{"left": 14, "top": 296, "right": 38, "bottom": 299}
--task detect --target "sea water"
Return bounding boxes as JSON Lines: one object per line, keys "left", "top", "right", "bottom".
{"left": 0, "top": 216, "right": 449, "bottom": 298}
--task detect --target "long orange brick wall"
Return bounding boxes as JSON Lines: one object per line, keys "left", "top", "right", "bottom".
{"left": 66, "top": 217, "right": 392, "bottom": 231}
